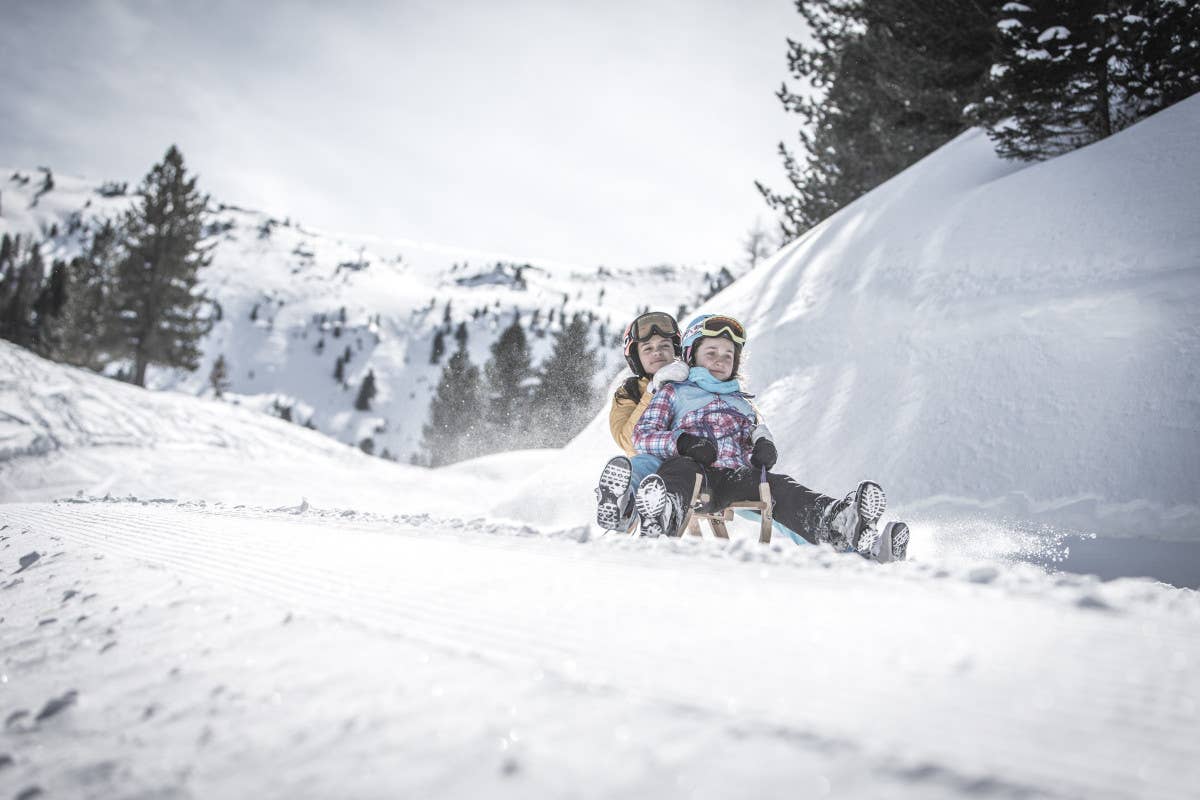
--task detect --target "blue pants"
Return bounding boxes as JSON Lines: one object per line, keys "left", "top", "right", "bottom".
{"left": 629, "top": 454, "right": 661, "bottom": 491}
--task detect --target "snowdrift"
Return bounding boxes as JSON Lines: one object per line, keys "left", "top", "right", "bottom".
{"left": 0, "top": 340, "right": 501, "bottom": 514}
{"left": 500, "top": 97, "right": 1200, "bottom": 541}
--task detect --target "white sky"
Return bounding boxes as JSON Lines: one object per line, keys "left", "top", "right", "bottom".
{"left": 1, "top": 0, "right": 806, "bottom": 269}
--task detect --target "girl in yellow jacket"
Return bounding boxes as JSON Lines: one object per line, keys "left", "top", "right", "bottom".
{"left": 596, "top": 311, "right": 689, "bottom": 531}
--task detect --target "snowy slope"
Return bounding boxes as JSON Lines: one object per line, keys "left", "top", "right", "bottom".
{"left": 500, "top": 97, "right": 1200, "bottom": 542}
{"left": 0, "top": 167, "right": 727, "bottom": 462}
{"left": 0, "top": 339, "right": 508, "bottom": 514}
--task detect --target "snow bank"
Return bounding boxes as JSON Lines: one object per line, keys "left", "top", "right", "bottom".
{"left": 500, "top": 98, "right": 1200, "bottom": 541}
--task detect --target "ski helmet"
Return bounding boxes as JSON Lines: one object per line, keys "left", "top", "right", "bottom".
{"left": 681, "top": 314, "right": 747, "bottom": 377}
{"left": 622, "top": 311, "right": 682, "bottom": 378}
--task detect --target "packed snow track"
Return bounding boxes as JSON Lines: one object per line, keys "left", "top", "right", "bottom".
{"left": 1, "top": 499, "right": 1198, "bottom": 799}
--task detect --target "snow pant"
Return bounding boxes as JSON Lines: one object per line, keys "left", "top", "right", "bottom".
{"left": 655, "top": 456, "right": 838, "bottom": 544}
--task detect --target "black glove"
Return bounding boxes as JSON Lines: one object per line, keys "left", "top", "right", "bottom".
{"left": 677, "top": 432, "right": 717, "bottom": 465}
{"left": 621, "top": 376, "right": 643, "bottom": 403}
{"left": 750, "top": 437, "right": 778, "bottom": 470}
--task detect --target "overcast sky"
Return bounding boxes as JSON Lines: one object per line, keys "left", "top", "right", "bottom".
{"left": 1, "top": 0, "right": 807, "bottom": 269}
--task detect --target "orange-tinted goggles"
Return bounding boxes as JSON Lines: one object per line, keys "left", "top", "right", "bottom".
{"left": 698, "top": 315, "right": 746, "bottom": 345}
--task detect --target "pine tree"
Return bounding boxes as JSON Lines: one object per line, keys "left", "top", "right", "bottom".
{"left": 1121, "top": 1, "right": 1200, "bottom": 117}
{"left": 31, "top": 259, "right": 70, "bottom": 354}
{"left": 0, "top": 240, "right": 45, "bottom": 349}
{"left": 979, "top": 0, "right": 1200, "bottom": 160}
{"left": 113, "top": 145, "right": 214, "bottom": 385}
{"left": 529, "top": 313, "right": 598, "bottom": 448}
{"left": 209, "top": 354, "right": 231, "bottom": 397}
{"left": 0, "top": 236, "right": 18, "bottom": 339}
{"left": 334, "top": 354, "right": 345, "bottom": 383}
{"left": 758, "top": 0, "right": 998, "bottom": 240}
{"left": 421, "top": 344, "right": 485, "bottom": 467}
{"left": 430, "top": 329, "right": 446, "bottom": 364}
{"left": 980, "top": 2, "right": 1120, "bottom": 159}
{"left": 355, "top": 369, "right": 377, "bottom": 411}
{"left": 454, "top": 321, "right": 469, "bottom": 348}
{"left": 483, "top": 317, "right": 534, "bottom": 450}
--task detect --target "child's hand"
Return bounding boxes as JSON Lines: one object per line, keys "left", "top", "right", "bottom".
{"left": 621, "top": 376, "right": 644, "bottom": 402}
{"left": 651, "top": 360, "right": 689, "bottom": 392}
{"left": 750, "top": 438, "right": 778, "bottom": 470}
{"left": 677, "top": 432, "right": 717, "bottom": 465}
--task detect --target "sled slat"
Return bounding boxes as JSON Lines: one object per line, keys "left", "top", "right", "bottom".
{"left": 681, "top": 471, "right": 772, "bottom": 543}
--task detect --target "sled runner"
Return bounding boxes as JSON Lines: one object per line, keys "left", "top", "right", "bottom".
{"left": 679, "top": 470, "right": 775, "bottom": 543}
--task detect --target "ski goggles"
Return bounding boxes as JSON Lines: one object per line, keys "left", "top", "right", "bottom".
{"left": 696, "top": 314, "right": 746, "bottom": 345}
{"left": 626, "top": 311, "right": 680, "bottom": 343}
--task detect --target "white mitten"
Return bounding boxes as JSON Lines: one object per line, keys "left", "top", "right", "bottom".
{"left": 651, "top": 360, "right": 690, "bottom": 392}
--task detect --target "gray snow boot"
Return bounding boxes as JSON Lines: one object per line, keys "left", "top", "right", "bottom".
{"left": 822, "top": 481, "right": 887, "bottom": 555}
{"left": 882, "top": 521, "right": 910, "bottom": 562}
{"left": 634, "top": 474, "right": 679, "bottom": 537}
{"left": 595, "top": 456, "right": 635, "bottom": 532}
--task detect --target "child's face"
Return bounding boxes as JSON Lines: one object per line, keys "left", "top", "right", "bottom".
{"left": 694, "top": 337, "right": 736, "bottom": 381}
{"left": 637, "top": 334, "right": 676, "bottom": 376}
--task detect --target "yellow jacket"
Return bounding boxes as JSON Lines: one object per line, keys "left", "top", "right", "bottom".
{"left": 608, "top": 376, "right": 654, "bottom": 456}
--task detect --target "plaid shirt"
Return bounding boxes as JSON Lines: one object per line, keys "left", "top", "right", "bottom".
{"left": 633, "top": 382, "right": 758, "bottom": 470}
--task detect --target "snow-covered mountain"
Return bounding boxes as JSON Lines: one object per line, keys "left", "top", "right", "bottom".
{"left": 0, "top": 167, "right": 733, "bottom": 461}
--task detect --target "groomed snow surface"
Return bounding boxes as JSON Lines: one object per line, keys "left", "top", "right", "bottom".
{"left": 2, "top": 99, "right": 1199, "bottom": 797}
{"left": 3, "top": 499, "right": 1198, "bottom": 799}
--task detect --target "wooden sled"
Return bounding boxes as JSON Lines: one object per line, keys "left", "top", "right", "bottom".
{"left": 679, "top": 472, "right": 775, "bottom": 544}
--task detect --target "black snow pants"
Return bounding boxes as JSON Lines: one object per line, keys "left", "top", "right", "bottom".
{"left": 656, "top": 456, "right": 839, "bottom": 543}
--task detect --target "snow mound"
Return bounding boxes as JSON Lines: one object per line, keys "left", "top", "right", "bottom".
{"left": 501, "top": 98, "right": 1200, "bottom": 542}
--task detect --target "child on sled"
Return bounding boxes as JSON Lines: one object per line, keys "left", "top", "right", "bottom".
{"left": 594, "top": 311, "right": 691, "bottom": 532}
{"left": 630, "top": 313, "right": 908, "bottom": 561}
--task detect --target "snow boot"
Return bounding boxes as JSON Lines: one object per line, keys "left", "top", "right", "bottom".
{"left": 634, "top": 474, "right": 679, "bottom": 537}
{"left": 862, "top": 520, "right": 911, "bottom": 563}
{"left": 883, "top": 521, "right": 910, "bottom": 562}
{"left": 822, "top": 481, "right": 887, "bottom": 555}
{"left": 595, "top": 456, "right": 635, "bottom": 532}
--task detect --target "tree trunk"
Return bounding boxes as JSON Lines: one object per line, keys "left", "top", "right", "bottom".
{"left": 1096, "top": 6, "right": 1114, "bottom": 138}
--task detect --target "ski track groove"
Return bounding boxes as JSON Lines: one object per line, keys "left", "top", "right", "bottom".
{"left": 3, "top": 501, "right": 1199, "bottom": 799}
